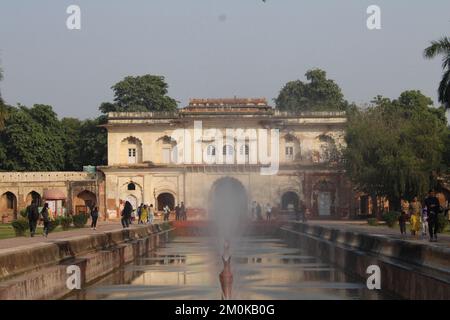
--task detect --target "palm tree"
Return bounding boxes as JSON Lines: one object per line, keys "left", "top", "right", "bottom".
{"left": 424, "top": 36, "right": 450, "bottom": 109}
{"left": 0, "top": 67, "right": 7, "bottom": 130}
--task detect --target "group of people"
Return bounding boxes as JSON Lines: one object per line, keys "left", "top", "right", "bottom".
{"left": 26, "top": 201, "right": 51, "bottom": 237}
{"left": 174, "top": 202, "right": 187, "bottom": 221}
{"left": 398, "top": 190, "right": 446, "bottom": 242}
{"left": 136, "top": 203, "right": 155, "bottom": 225}
{"left": 251, "top": 202, "right": 273, "bottom": 221}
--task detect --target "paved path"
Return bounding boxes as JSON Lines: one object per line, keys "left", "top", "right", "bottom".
{"left": 306, "top": 220, "right": 450, "bottom": 249}
{"left": 0, "top": 220, "right": 163, "bottom": 251}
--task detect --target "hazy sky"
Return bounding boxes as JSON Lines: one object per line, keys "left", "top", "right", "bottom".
{"left": 0, "top": 0, "right": 449, "bottom": 119}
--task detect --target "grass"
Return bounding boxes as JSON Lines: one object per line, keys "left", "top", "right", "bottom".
{"left": 0, "top": 223, "right": 78, "bottom": 240}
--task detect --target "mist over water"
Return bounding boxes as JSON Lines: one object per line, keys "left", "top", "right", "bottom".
{"left": 208, "top": 177, "right": 249, "bottom": 252}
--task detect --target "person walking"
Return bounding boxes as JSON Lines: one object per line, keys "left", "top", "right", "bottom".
{"left": 40, "top": 203, "right": 50, "bottom": 238}
{"left": 148, "top": 204, "right": 155, "bottom": 224}
{"left": 398, "top": 211, "right": 407, "bottom": 237}
{"left": 137, "top": 203, "right": 143, "bottom": 224}
{"left": 27, "top": 200, "right": 40, "bottom": 237}
{"left": 175, "top": 204, "right": 181, "bottom": 221}
{"left": 421, "top": 207, "right": 428, "bottom": 237}
{"left": 181, "top": 202, "right": 186, "bottom": 221}
{"left": 251, "top": 201, "right": 257, "bottom": 221}
{"left": 424, "top": 190, "right": 441, "bottom": 242}
{"left": 141, "top": 205, "right": 148, "bottom": 224}
{"left": 265, "top": 203, "right": 272, "bottom": 221}
{"left": 91, "top": 206, "right": 99, "bottom": 230}
{"left": 163, "top": 205, "right": 170, "bottom": 221}
{"left": 121, "top": 201, "right": 132, "bottom": 229}
{"left": 409, "top": 197, "right": 422, "bottom": 239}
{"left": 256, "top": 203, "right": 263, "bottom": 221}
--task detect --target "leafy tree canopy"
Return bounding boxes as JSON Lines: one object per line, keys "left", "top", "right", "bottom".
{"left": 344, "top": 90, "right": 447, "bottom": 210}
{"left": 275, "top": 69, "right": 349, "bottom": 112}
{"left": 99, "top": 75, "right": 178, "bottom": 113}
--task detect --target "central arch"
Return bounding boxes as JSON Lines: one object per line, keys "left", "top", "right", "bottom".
{"left": 209, "top": 177, "right": 248, "bottom": 237}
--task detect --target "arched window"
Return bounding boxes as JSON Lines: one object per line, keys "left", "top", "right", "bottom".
{"left": 128, "top": 183, "right": 136, "bottom": 191}
{"left": 207, "top": 145, "right": 216, "bottom": 156}
{"left": 223, "top": 145, "right": 234, "bottom": 156}
{"left": 239, "top": 144, "right": 250, "bottom": 163}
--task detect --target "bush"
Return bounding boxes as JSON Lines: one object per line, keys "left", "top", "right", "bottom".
{"left": 58, "top": 216, "right": 73, "bottom": 230}
{"left": 19, "top": 209, "right": 27, "bottom": 219}
{"left": 383, "top": 211, "right": 400, "bottom": 228}
{"left": 47, "top": 218, "right": 60, "bottom": 232}
{"left": 11, "top": 219, "right": 29, "bottom": 237}
{"left": 72, "top": 213, "right": 88, "bottom": 228}
{"left": 160, "top": 222, "right": 171, "bottom": 231}
{"left": 367, "top": 218, "right": 378, "bottom": 226}
{"left": 437, "top": 213, "right": 449, "bottom": 233}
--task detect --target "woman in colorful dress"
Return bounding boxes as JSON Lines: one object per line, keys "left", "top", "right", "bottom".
{"left": 409, "top": 196, "right": 422, "bottom": 239}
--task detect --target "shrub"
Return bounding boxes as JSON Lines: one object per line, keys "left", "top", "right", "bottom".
{"left": 19, "top": 209, "right": 28, "bottom": 219}
{"left": 72, "top": 213, "right": 88, "bottom": 228}
{"left": 367, "top": 218, "right": 378, "bottom": 226}
{"left": 160, "top": 222, "right": 171, "bottom": 231}
{"left": 383, "top": 211, "right": 400, "bottom": 228}
{"left": 11, "top": 219, "right": 29, "bottom": 237}
{"left": 58, "top": 216, "right": 73, "bottom": 230}
{"left": 437, "top": 213, "right": 449, "bottom": 233}
{"left": 47, "top": 218, "right": 60, "bottom": 232}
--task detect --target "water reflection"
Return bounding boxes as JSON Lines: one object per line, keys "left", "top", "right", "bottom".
{"left": 67, "top": 236, "right": 394, "bottom": 300}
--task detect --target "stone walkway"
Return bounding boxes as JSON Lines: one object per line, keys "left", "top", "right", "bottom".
{"left": 0, "top": 220, "right": 162, "bottom": 251}
{"left": 307, "top": 220, "right": 450, "bottom": 249}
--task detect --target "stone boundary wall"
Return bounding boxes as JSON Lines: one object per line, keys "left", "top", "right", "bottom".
{"left": 280, "top": 222, "right": 450, "bottom": 300}
{"left": 0, "top": 172, "right": 96, "bottom": 183}
{"left": 0, "top": 223, "right": 173, "bottom": 300}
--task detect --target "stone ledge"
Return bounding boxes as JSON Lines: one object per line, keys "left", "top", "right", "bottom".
{"left": 0, "top": 223, "right": 170, "bottom": 282}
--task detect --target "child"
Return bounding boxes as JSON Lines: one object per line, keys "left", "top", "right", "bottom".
{"left": 399, "top": 211, "right": 407, "bottom": 237}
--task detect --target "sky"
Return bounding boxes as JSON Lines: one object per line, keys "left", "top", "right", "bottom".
{"left": 0, "top": 0, "right": 449, "bottom": 119}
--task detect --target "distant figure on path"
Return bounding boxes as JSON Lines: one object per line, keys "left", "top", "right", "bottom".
{"left": 137, "top": 203, "right": 143, "bottom": 224}
{"left": 409, "top": 196, "right": 422, "bottom": 239}
{"left": 40, "top": 203, "right": 50, "bottom": 238}
{"left": 121, "top": 201, "right": 132, "bottom": 229}
{"left": 141, "top": 205, "right": 148, "bottom": 224}
{"left": 163, "top": 205, "right": 170, "bottom": 221}
{"left": 27, "top": 200, "right": 40, "bottom": 237}
{"left": 424, "top": 190, "right": 441, "bottom": 242}
{"left": 265, "top": 203, "right": 272, "bottom": 221}
{"left": 181, "top": 202, "right": 186, "bottom": 221}
{"left": 256, "top": 203, "right": 263, "bottom": 221}
{"left": 398, "top": 211, "right": 407, "bottom": 237}
{"left": 91, "top": 206, "right": 99, "bottom": 230}
{"left": 421, "top": 207, "right": 428, "bottom": 237}
{"left": 148, "top": 204, "right": 155, "bottom": 224}
{"left": 251, "top": 201, "right": 257, "bottom": 221}
{"left": 175, "top": 204, "right": 181, "bottom": 221}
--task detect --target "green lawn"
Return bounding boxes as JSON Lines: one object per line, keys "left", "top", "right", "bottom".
{"left": 0, "top": 223, "right": 77, "bottom": 240}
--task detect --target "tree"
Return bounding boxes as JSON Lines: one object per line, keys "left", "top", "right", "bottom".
{"left": 344, "top": 91, "right": 446, "bottom": 213}
{"left": 0, "top": 66, "right": 7, "bottom": 130}
{"left": 61, "top": 117, "right": 83, "bottom": 170}
{"left": 275, "top": 69, "right": 349, "bottom": 112}
{"left": 60, "top": 116, "right": 107, "bottom": 170}
{"left": 99, "top": 75, "right": 178, "bottom": 113}
{"left": 424, "top": 36, "right": 450, "bottom": 108}
{"left": 0, "top": 104, "right": 65, "bottom": 171}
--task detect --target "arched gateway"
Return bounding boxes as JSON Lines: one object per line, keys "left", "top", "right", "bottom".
{"left": 209, "top": 177, "right": 248, "bottom": 231}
